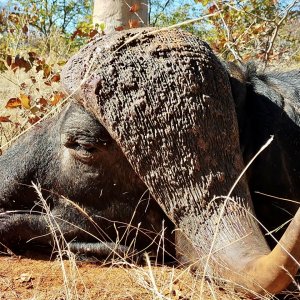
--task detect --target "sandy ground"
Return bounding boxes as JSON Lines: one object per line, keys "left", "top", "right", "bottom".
{"left": 0, "top": 255, "right": 252, "bottom": 300}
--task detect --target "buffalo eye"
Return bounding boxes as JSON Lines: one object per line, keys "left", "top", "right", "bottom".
{"left": 63, "top": 137, "right": 99, "bottom": 163}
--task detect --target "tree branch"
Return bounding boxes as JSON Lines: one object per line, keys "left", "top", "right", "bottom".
{"left": 152, "top": 0, "right": 172, "bottom": 26}
{"left": 264, "top": 0, "right": 299, "bottom": 68}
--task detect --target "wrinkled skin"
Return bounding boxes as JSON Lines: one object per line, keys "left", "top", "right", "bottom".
{"left": 0, "top": 103, "right": 175, "bottom": 259}
{"left": 228, "top": 64, "right": 300, "bottom": 248}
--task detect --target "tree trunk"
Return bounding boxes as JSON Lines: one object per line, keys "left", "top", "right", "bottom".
{"left": 93, "top": 0, "right": 149, "bottom": 34}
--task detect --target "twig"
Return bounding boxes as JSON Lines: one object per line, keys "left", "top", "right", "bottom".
{"left": 152, "top": 0, "right": 172, "bottom": 26}
{"left": 147, "top": 11, "right": 222, "bottom": 35}
{"left": 264, "top": 0, "right": 299, "bottom": 68}
{"left": 255, "top": 191, "right": 300, "bottom": 205}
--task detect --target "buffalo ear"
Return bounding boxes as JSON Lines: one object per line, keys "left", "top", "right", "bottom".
{"left": 226, "top": 62, "right": 247, "bottom": 124}
{"left": 224, "top": 62, "right": 248, "bottom": 147}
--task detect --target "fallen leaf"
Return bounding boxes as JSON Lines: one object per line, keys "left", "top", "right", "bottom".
{"left": 57, "top": 60, "right": 66, "bottom": 66}
{"left": 51, "top": 73, "right": 60, "bottom": 82}
{"left": 28, "top": 115, "right": 40, "bottom": 124}
{"left": 28, "top": 51, "right": 37, "bottom": 64}
{"left": 20, "top": 82, "right": 27, "bottom": 90}
{"left": 50, "top": 92, "right": 65, "bottom": 106}
{"left": 129, "top": 3, "right": 139, "bottom": 13}
{"left": 36, "top": 57, "right": 45, "bottom": 65}
{"left": 128, "top": 19, "right": 139, "bottom": 29}
{"left": 38, "top": 97, "right": 48, "bottom": 107}
{"left": 36, "top": 65, "right": 43, "bottom": 73}
{"left": 208, "top": 4, "right": 217, "bottom": 14}
{"left": 22, "top": 24, "right": 28, "bottom": 34}
{"left": 20, "top": 93, "right": 31, "bottom": 109}
{"left": 115, "top": 25, "right": 124, "bottom": 31}
{"left": 43, "top": 64, "right": 51, "bottom": 78}
{"left": 5, "top": 98, "right": 21, "bottom": 109}
{"left": 30, "top": 106, "right": 40, "bottom": 114}
{"left": 11, "top": 55, "right": 31, "bottom": 72}
{"left": 89, "top": 29, "right": 98, "bottom": 38}
{"left": 0, "top": 116, "right": 11, "bottom": 122}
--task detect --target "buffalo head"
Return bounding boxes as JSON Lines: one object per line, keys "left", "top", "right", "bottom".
{"left": 61, "top": 28, "right": 300, "bottom": 295}
{"left": 0, "top": 101, "right": 174, "bottom": 259}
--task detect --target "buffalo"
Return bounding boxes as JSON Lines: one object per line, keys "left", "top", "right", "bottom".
{"left": 228, "top": 63, "right": 300, "bottom": 247}
{"left": 1, "top": 28, "right": 300, "bottom": 296}
{"left": 0, "top": 102, "right": 175, "bottom": 260}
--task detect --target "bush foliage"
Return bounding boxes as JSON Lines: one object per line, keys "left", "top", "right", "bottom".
{"left": 150, "top": 0, "right": 300, "bottom": 64}
{"left": 0, "top": 0, "right": 95, "bottom": 145}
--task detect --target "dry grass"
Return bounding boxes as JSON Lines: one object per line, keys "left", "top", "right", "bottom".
{"left": 0, "top": 182, "right": 255, "bottom": 300}
{"left": 21, "top": 183, "right": 292, "bottom": 300}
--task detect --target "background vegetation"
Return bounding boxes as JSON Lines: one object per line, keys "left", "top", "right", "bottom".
{"left": 0, "top": 0, "right": 299, "bottom": 147}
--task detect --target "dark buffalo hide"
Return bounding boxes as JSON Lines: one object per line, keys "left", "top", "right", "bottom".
{"left": 228, "top": 63, "right": 300, "bottom": 247}
{"left": 0, "top": 103, "right": 175, "bottom": 260}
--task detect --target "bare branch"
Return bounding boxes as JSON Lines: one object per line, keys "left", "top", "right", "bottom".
{"left": 148, "top": 10, "right": 222, "bottom": 34}
{"left": 224, "top": 3, "right": 273, "bottom": 23}
{"left": 152, "top": 0, "right": 172, "bottom": 26}
{"left": 264, "top": 0, "right": 299, "bottom": 68}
